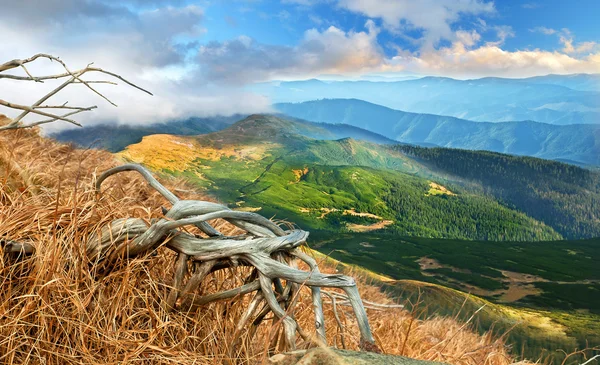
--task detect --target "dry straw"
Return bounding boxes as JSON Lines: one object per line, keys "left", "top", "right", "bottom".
{"left": 0, "top": 123, "right": 516, "bottom": 364}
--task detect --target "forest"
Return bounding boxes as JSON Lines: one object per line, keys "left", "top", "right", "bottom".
{"left": 395, "top": 146, "right": 600, "bottom": 238}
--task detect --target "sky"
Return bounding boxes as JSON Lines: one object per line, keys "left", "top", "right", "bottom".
{"left": 1, "top": 0, "right": 599, "bottom": 129}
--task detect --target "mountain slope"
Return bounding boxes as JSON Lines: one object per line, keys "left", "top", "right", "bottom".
{"left": 275, "top": 99, "right": 600, "bottom": 166}
{"left": 51, "top": 115, "right": 244, "bottom": 152}
{"left": 116, "top": 114, "right": 589, "bottom": 241}
{"left": 255, "top": 75, "right": 600, "bottom": 125}
{"left": 310, "top": 234, "right": 600, "bottom": 364}
{"left": 112, "top": 114, "right": 600, "bottom": 361}
{"left": 53, "top": 113, "right": 399, "bottom": 152}
{"left": 2, "top": 123, "right": 524, "bottom": 365}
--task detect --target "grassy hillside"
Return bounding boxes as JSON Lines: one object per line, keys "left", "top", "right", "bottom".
{"left": 53, "top": 111, "right": 399, "bottom": 152}
{"left": 0, "top": 120, "right": 530, "bottom": 365}
{"left": 275, "top": 98, "right": 600, "bottom": 166}
{"left": 118, "top": 115, "right": 562, "bottom": 241}
{"left": 310, "top": 232, "right": 600, "bottom": 363}
{"left": 108, "top": 114, "right": 600, "bottom": 363}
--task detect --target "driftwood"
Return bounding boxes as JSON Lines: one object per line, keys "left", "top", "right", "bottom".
{"left": 89, "top": 164, "right": 380, "bottom": 354}
{"left": 0, "top": 53, "right": 151, "bottom": 130}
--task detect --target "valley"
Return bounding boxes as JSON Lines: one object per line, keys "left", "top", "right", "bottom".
{"left": 310, "top": 232, "right": 600, "bottom": 362}
{"left": 118, "top": 115, "right": 571, "bottom": 241}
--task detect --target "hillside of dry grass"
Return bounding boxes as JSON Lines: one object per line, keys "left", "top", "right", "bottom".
{"left": 0, "top": 119, "right": 517, "bottom": 364}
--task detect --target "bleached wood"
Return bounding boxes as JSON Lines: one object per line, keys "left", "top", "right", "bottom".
{"left": 291, "top": 250, "right": 326, "bottom": 343}
{"left": 0, "top": 54, "right": 151, "bottom": 130}
{"left": 89, "top": 163, "right": 380, "bottom": 353}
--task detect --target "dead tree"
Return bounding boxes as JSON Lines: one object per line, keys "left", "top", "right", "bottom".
{"left": 0, "top": 53, "right": 152, "bottom": 130}
{"left": 89, "top": 164, "right": 380, "bottom": 354}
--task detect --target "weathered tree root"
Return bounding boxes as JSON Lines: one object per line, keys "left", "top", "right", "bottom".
{"left": 89, "top": 164, "right": 380, "bottom": 354}
{"left": 1, "top": 238, "right": 35, "bottom": 261}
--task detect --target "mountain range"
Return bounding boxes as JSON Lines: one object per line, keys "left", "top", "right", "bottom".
{"left": 276, "top": 99, "right": 600, "bottom": 166}
{"left": 253, "top": 74, "right": 600, "bottom": 125}
{"left": 52, "top": 113, "right": 399, "bottom": 152}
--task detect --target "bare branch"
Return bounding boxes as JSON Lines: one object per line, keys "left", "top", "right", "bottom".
{"left": 0, "top": 53, "right": 152, "bottom": 130}
{"left": 33, "top": 103, "right": 97, "bottom": 111}
{"left": 0, "top": 53, "right": 63, "bottom": 73}
{"left": 22, "top": 108, "right": 96, "bottom": 129}
{"left": 0, "top": 99, "right": 87, "bottom": 130}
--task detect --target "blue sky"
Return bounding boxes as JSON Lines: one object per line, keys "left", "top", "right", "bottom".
{"left": 200, "top": 0, "right": 600, "bottom": 55}
{"left": 1, "top": 0, "right": 599, "bottom": 126}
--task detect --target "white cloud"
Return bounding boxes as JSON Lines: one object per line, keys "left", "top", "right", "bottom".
{"left": 196, "top": 21, "right": 383, "bottom": 83}
{"left": 0, "top": 4, "right": 270, "bottom": 131}
{"left": 559, "top": 29, "right": 598, "bottom": 55}
{"left": 389, "top": 43, "right": 600, "bottom": 78}
{"left": 455, "top": 30, "right": 481, "bottom": 47}
{"left": 336, "top": 0, "right": 495, "bottom": 48}
{"left": 530, "top": 26, "right": 557, "bottom": 35}
{"left": 486, "top": 25, "right": 515, "bottom": 47}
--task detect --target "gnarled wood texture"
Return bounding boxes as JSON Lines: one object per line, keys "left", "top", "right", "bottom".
{"left": 0, "top": 53, "right": 152, "bottom": 130}
{"left": 89, "top": 163, "right": 380, "bottom": 354}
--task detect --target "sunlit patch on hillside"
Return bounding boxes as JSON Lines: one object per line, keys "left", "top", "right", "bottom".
{"left": 426, "top": 182, "right": 457, "bottom": 196}
{"left": 117, "top": 134, "right": 278, "bottom": 172}
{"left": 347, "top": 220, "right": 394, "bottom": 232}
{"left": 290, "top": 167, "right": 309, "bottom": 183}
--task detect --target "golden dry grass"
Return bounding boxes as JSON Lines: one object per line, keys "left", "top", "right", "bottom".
{"left": 118, "top": 134, "right": 276, "bottom": 172}
{"left": 0, "top": 125, "right": 518, "bottom": 364}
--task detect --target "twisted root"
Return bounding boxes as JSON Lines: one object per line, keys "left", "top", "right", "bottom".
{"left": 88, "top": 164, "right": 380, "bottom": 354}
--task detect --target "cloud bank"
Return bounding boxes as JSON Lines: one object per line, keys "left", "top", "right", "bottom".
{"left": 0, "top": 0, "right": 599, "bottom": 130}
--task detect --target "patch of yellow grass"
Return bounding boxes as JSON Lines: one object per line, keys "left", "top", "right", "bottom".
{"left": 234, "top": 206, "right": 262, "bottom": 212}
{"left": 0, "top": 114, "right": 11, "bottom": 126}
{"left": 347, "top": 220, "right": 394, "bottom": 232}
{"left": 118, "top": 134, "right": 276, "bottom": 172}
{"left": 427, "top": 182, "right": 456, "bottom": 196}
{"left": 291, "top": 167, "right": 309, "bottom": 183}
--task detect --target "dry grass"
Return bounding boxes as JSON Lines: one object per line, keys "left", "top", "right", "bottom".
{"left": 0, "top": 124, "right": 518, "bottom": 364}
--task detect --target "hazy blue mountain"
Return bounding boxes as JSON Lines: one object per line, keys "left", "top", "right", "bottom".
{"left": 253, "top": 74, "right": 600, "bottom": 125}
{"left": 52, "top": 115, "right": 245, "bottom": 152}
{"left": 52, "top": 113, "right": 398, "bottom": 152}
{"left": 275, "top": 99, "right": 600, "bottom": 166}
{"left": 281, "top": 115, "right": 399, "bottom": 145}
{"left": 522, "top": 74, "right": 600, "bottom": 92}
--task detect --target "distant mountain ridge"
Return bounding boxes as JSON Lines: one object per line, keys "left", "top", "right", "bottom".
{"left": 521, "top": 73, "right": 600, "bottom": 92}
{"left": 254, "top": 74, "right": 600, "bottom": 125}
{"left": 52, "top": 113, "right": 399, "bottom": 152}
{"left": 275, "top": 99, "right": 600, "bottom": 166}
{"left": 52, "top": 115, "right": 245, "bottom": 152}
